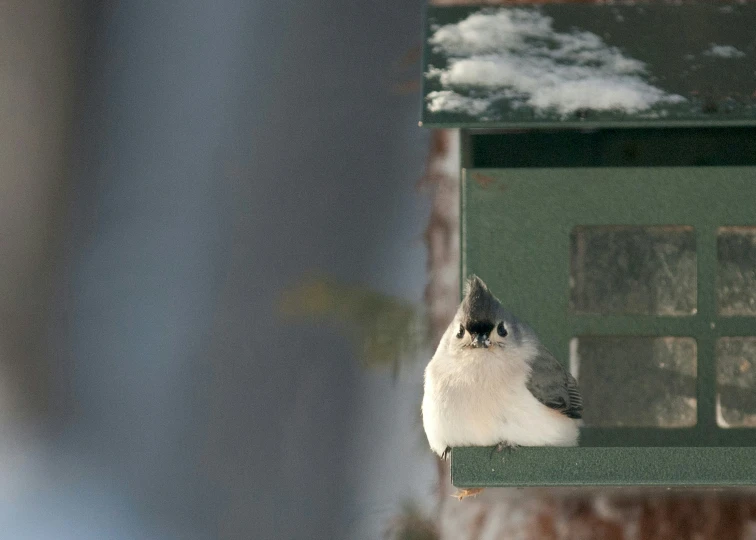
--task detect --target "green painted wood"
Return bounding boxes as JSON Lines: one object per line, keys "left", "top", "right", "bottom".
{"left": 462, "top": 166, "right": 756, "bottom": 347}
{"left": 422, "top": 4, "right": 756, "bottom": 128}
{"left": 462, "top": 166, "right": 756, "bottom": 454}
{"left": 451, "top": 447, "right": 756, "bottom": 487}
{"left": 573, "top": 428, "right": 756, "bottom": 449}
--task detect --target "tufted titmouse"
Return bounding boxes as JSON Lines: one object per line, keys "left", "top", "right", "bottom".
{"left": 422, "top": 275, "right": 582, "bottom": 499}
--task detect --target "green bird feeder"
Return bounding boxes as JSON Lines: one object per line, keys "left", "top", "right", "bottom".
{"left": 421, "top": 2, "right": 756, "bottom": 488}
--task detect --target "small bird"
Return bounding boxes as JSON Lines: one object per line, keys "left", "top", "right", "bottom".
{"left": 422, "top": 275, "right": 582, "bottom": 500}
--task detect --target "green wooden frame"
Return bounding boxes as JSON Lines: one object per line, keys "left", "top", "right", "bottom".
{"left": 454, "top": 161, "right": 756, "bottom": 487}
{"left": 452, "top": 447, "right": 756, "bottom": 487}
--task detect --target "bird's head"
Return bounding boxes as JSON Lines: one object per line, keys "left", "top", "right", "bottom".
{"left": 445, "top": 275, "right": 529, "bottom": 357}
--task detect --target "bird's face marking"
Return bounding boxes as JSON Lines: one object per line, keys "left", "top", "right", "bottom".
{"left": 447, "top": 276, "right": 518, "bottom": 358}
{"left": 465, "top": 320, "right": 494, "bottom": 349}
{"left": 451, "top": 318, "right": 511, "bottom": 353}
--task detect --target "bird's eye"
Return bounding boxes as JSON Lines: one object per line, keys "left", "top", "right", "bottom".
{"left": 497, "top": 322, "right": 508, "bottom": 338}
{"left": 456, "top": 325, "right": 465, "bottom": 339}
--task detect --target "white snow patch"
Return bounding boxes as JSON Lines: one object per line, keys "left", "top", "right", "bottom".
{"left": 426, "top": 90, "right": 492, "bottom": 116}
{"left": 703, "top": 44, "right": 746, "bottom": 58}
{"left": 716, "top": 394, "right": 731, "bottom": 428}
{"left": 426, "top": 9, "right": 685, "bottom": 117}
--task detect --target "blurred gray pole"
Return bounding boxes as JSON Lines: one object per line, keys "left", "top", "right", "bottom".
{"left": 0, "top": 2, "right": 78, "bottom": 432}
{"left": 60, "top": 2, "right": 244, "bottom": 537}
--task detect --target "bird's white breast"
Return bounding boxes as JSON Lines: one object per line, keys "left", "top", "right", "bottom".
{"left": 422, "top": 346, "right": 578, "bottom": 456}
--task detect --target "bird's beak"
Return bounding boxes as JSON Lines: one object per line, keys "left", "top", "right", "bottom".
{"left": 470, "top": 333, "right": 490, "bottom": 349}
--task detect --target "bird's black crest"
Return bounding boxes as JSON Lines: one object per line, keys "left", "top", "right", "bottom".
{"left": 461, "top": 275, "right": 500, "bottom": 329}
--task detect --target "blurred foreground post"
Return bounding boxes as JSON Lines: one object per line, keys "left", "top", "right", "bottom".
{"left": 0, "top": 1, "right": 78, "bottom": 426}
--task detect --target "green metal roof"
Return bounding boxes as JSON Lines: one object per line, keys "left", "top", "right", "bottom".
{"left": 422, "top": 4, "right": 756, "bottom": 128}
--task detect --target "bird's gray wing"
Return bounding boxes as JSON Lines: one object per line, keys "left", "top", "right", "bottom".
{"left": 525, "top": 347, "right": 583, "bottom": 419}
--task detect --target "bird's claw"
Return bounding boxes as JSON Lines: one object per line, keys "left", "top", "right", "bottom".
{"left": 441, "top": 446, "right": 451, "bottom": 460}
{"left": 490, "top": 442, "right": 519, "bottom": 458}
{"left": 454, "top": 488, "right": 484, "bottom": 501}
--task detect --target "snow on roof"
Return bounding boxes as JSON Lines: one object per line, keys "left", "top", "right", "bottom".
{"left": 426, "top": 9, "right": 685, "bottom": 118}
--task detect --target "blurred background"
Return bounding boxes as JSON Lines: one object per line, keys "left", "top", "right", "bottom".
{"left": 0, "top": 1, "right": 440, "bottom": 538}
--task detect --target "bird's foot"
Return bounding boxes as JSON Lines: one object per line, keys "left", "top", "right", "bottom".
{"left": 441, "top": 446, "right": 451, "bottom": 461}
{"left": 497, "top": 441, "right": 519, "bottom": 453}
{"left": 454, "top": 488, "right": 484, "bottom": 501}
{"left": 490, "top": 441, "right": 519, "bottom": 458}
